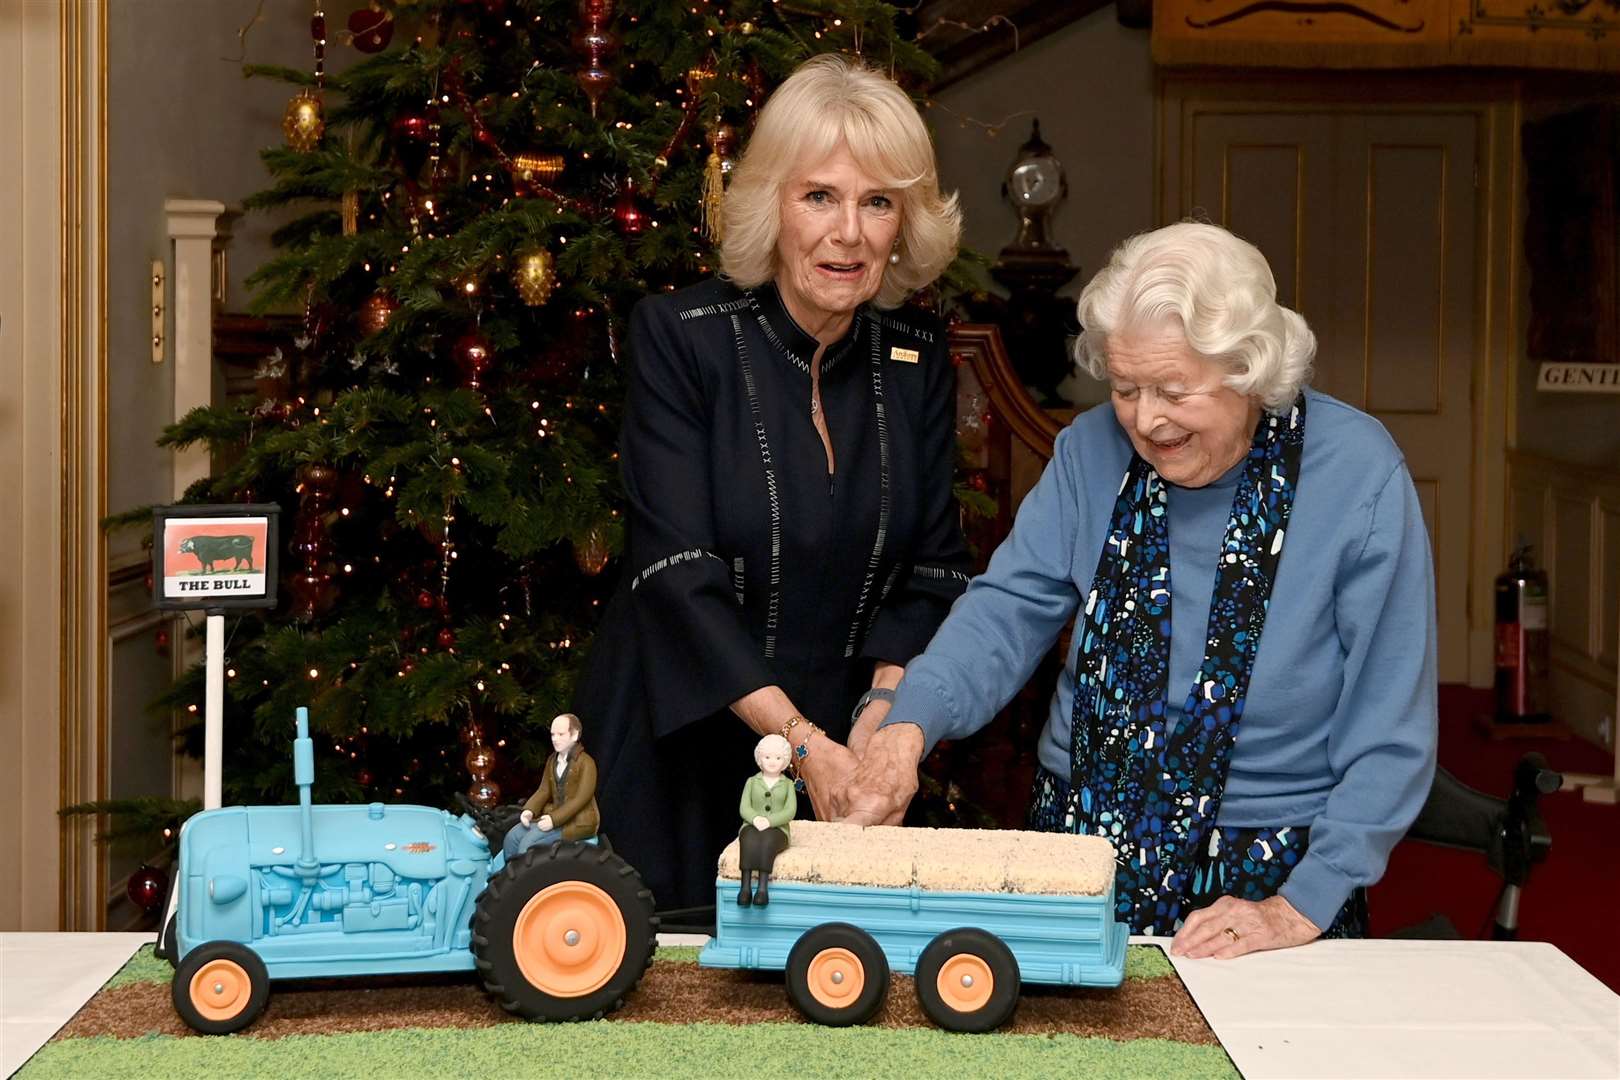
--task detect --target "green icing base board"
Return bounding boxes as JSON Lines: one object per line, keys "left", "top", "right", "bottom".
{"left": 19, "top": 945, "right": 1235, "bottom": 1080}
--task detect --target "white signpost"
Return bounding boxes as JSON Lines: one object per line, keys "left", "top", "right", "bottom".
{"left": 152, "top": 505, "right": 281, "bottom": 810}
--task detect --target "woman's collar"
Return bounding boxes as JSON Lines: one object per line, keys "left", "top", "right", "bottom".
{"left": 749, "top": 281, "right": 866, "bottom": 376}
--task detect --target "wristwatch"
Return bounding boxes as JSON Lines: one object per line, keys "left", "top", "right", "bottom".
{"left": 851, "top": 687, "right": 897, "bottom": 723}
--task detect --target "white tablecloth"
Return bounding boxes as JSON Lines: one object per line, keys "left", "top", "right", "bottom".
{"left": 3, "top": 933, "right": 1616, "bottom": 1078}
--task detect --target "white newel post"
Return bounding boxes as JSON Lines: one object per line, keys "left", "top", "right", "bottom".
{"left": 164, "top": 200, "right": 226, "bottom": 814}
{"left": 165, "top": 199, "right": 225, "bottom": 502}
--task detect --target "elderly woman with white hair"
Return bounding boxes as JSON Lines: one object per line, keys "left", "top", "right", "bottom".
{"left": 854, "top": 221, "right": 1438, "bottom": 956}
{"left": 572, "top": 54, "right": 972, "bottom": 917}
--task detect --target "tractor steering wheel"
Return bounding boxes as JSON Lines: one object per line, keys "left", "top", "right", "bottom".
{"left": 453, "top": 792, "right": 522, "bottom": 849}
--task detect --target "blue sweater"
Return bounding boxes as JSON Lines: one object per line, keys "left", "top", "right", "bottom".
{"left": 885, "top": 389, "right": 1438, "bottom": 930}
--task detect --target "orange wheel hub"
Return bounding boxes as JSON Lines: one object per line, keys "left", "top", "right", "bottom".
{"left": 512, "top": 880, "right": 627, "bottom": 997}
{"left": 936, "top": 953, "right": 994, "bottom": 1013}
{"left": 188, "top": 958, "right": 253, "bottom": 1022}
{"left": 806, "top": 947, "right": 866, "bottom": 1009}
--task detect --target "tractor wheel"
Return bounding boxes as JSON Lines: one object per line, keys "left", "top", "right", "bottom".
{"left": 171, "top": 940, "right": 270, "bottom": 1035}
{"left": 472, "top": 840, "right": 656, "bottom": 1022}
{"left": 785, "top": 923, "right": 889, "bottom": 1027}
{"left": 914, "top": 927, "right": 1020, "bottom": 1033}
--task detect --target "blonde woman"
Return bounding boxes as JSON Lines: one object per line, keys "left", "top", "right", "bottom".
{"left": 573, "top": 54, "right": 971, "bottom": 918}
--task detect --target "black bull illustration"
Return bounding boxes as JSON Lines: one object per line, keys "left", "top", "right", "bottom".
{"left": 178, "top": 534, "right": 256, "bottom": 574}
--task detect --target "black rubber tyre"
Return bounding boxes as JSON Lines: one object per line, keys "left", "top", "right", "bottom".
{"left": 785, "top": 923, "right": 890, "bottom": 1027}
{"left": 914, "top": 927, "right": 1021, "bottom": 1033}
{"left": 170, "top": 940, "right": 271, "bottom": 1035}
{"left": 472, "top": 840, "right": 657, "bottom": 1022}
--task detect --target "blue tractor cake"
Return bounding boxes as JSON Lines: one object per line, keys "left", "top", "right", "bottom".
{"left": 156, "top": 708, "right": 656, "bottom": 1033}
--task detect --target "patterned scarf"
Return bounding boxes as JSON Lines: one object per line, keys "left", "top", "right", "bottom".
{"left": 1068, "top": 396, "right": 1306, "bottom": 934}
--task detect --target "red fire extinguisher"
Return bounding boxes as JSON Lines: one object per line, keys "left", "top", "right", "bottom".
{"left": 1495, "top": 545, "right": 1551, "bottom": 723}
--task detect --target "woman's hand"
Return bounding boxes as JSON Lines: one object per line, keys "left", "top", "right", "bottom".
{"left": 752, "top": 815, "right": 770, "bottom": 831}
{"left": 839, "top": 723, "right": 925, "bottom": 826}
{"left": 1169, "top": 895, "right": 1321, "bottom": 959}
{"left": 846, "top": 698, "right": 890, "bottom": 756}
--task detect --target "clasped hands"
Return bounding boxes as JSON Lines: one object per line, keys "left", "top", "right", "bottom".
{"left": 518, "top": 809, "right": 554, "bottom": 832}
{"left": 798, "top": 698, "right": 926, "bottom": 826}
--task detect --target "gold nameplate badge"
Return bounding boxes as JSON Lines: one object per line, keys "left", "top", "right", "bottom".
{"left": 889, "top": 346, "right": 920, "bottom": 363}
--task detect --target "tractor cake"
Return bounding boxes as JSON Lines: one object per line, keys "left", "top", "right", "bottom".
{"left": 156, "top": 708, "right": 655, "bottom": 1033}
{"left": 158, "top": 708, "right": 1124, "bottom": 1036}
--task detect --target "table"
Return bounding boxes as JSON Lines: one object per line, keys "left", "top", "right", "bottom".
{"left": 3, "top": 933, "right": 1616, "bottom": 1079}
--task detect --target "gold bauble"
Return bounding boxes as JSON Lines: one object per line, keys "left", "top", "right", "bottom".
{"left": 739, "top": 20, "right": 756, "bottom": 34}
{"left": 573, "top": 527, "right": 610, "bottom": 576}
{"left": 512, "top": 152, "right": 565, "bottom": 185}
{"left": 282, "top": 90, "right": 325, "bottom": 152}
{"left": 512, "top": 248, "right": 557, "bottom": 307}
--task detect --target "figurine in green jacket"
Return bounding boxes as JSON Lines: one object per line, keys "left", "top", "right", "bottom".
{"left": 737, "top": 733, "right": 795, "bottom": 908}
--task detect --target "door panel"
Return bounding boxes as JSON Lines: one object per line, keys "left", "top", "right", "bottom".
{"left": 1179, "top": 106, "right": 1480, "bottom": 682}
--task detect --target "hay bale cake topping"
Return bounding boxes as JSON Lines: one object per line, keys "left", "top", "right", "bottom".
{"left": 718, "top": 821, "right": 1115, "bottom": 896}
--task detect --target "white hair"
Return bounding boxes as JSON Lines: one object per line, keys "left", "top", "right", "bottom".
{"left": 719, "top": 53, "right": 962, "bottom": 309}
{"left": 754, "top": 733, "right": 792, "bottom": 768}
{"left": 1073, "top": 222, "right": 1315, "bottom": 411}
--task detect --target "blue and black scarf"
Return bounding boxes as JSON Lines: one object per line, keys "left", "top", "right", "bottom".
{"left": 1068, "top": 397, "right": 1306, "bottom": 934}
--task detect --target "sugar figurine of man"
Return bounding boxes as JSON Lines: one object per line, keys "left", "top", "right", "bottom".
{"left": 503, "top": 713, "right": 600, "bottom": 861}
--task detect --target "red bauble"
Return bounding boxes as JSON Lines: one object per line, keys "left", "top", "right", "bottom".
{"left": 357, "top": 769, "right": 374, "bottom": 787}
{"left": 154, "top": 627, "right": 170, "bottom": 654}
{"left": 612, "top": 176, "right": 647, "bottom": 236}
{"left": 416, "top": 589, "right": 436, "bottom": 610}
{"left": 437, "top": 627, "right": 456, "bottom": 649}
{"left": 127, "top": 864, "right": 167, "bottom": 913}
{"left": 452, "top": 330, "right": 493, "bottom": 389}
{"left": 391, "top": 113, "right": 429, "bottom": 144}
{"left": 347, "top": 6, "right": 394, "bottom": 52}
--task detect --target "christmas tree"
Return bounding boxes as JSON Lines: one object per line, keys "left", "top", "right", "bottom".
{"left": 150, "top": 0, "right": 964, "bottom": 811}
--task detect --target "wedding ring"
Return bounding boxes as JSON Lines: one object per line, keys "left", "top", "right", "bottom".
{"left": 1223, "top": 927, "right": 1241, "bottom": 943}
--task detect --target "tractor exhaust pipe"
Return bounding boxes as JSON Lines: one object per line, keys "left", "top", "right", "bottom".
{"left": 294, "top": 707, "right": 318, "bottom": 876}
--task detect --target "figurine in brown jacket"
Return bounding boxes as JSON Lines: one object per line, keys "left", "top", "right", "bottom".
{"left": 501, "top": 713, "right": 601, "bottom": 861}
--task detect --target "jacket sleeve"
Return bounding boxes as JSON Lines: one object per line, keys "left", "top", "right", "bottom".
{"left": 861, "top": 331, "right": 975, "bottom": 666}
{"left": 550, "top": 754, "right": 599, "bottom": 829}
{"left": 769, "top": 781, "right": 797, "bottom": 829}
{"left": 620, "top": 297, "right": 775, "bottom": 738}
{"left": 739, "top": 776, "right": 758, "bottom": 822}
{"left": 1278, "top": 463, "right": 1439, "bottom": 930}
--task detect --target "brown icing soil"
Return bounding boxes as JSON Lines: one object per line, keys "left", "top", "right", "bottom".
{"left": 59, "top": 962, "right": 1217, "bottom": 1044}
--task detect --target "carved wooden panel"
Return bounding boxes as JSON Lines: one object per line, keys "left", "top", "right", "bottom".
{"left": 1152, "top": 0, "right": 1620, "bottom": 69}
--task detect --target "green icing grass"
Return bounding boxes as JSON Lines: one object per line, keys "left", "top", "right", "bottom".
{"left": 652, "top": 945, "right": 702, "bottom": 965}
{"left": 102, "top": 945, "right": 170, "bottom": 989}
{"left": 1125, "top": 943, "right": 1174, "bottom": 980}
{"left": 22, "top": 1023, "right": 1235, "bottom": 1080}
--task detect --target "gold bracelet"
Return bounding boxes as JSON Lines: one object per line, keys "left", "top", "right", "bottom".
{"left": 779, "top": 715, "right": 821, "bottom": 769}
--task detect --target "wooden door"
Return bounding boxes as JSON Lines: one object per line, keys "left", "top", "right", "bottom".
{"left": 1174, "top": 105, "right": 1481, "bottom": 682}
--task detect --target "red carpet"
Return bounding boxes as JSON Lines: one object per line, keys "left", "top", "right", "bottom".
{"left": 1370, "top": 685, "right": 1620, "bottom": 991}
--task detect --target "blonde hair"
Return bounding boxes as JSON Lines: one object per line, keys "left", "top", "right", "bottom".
{"left": 719, "top": 54, "right": 961, "bottom": 309}
{"left": 1074, "top": 222, "right": 1316, "bottom": 412}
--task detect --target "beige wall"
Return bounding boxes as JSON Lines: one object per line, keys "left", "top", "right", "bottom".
{"left": 933, "top": 11, "right": 1156, "bottom": 407}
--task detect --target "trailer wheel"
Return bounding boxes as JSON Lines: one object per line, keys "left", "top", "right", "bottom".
{"left": 914, "top": 927, "right": 1020, "bottom": 1033}
{"left": 171, "top": 940, "right": 270, "bottom": 1035}
{"left": 472, "top": 840, "right": 656, "bottom": 1021}
{"left": 786, "top": 923, "right": 889, "bottom": 1027}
